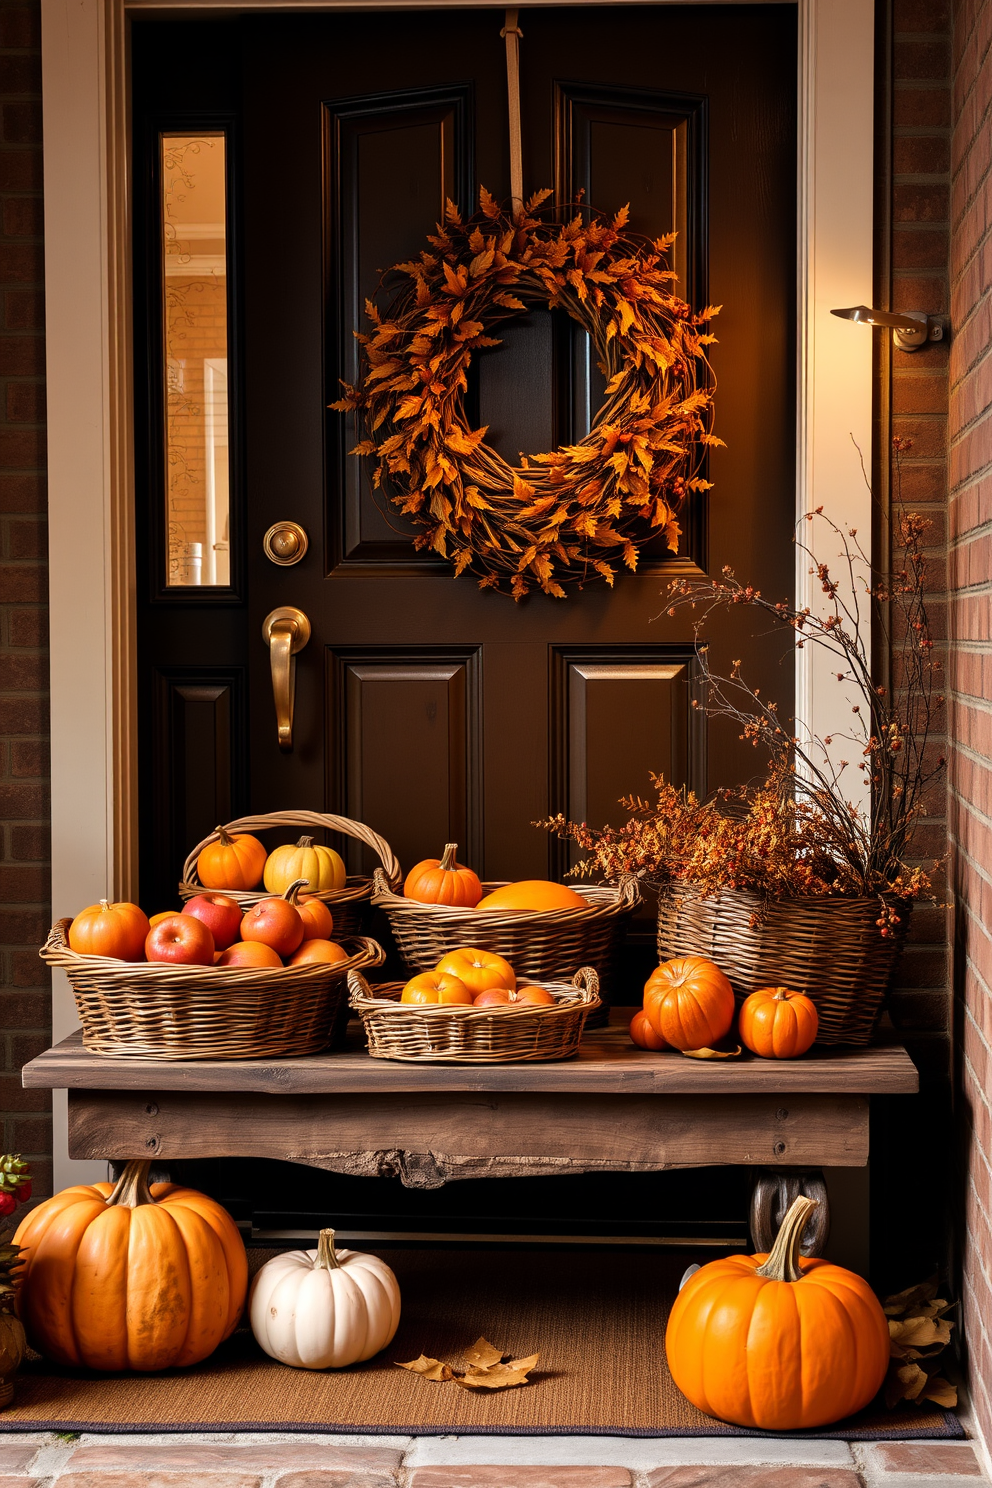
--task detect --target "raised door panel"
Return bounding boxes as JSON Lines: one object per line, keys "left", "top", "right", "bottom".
{"left": 326, "top": 88, "right": 473, "bottom": 569}
{"left": 328, "top": 648, "right": 481, "bottom": 877}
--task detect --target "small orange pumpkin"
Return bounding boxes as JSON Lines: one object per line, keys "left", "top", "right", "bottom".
{"left": 643, "top": 956, "right": 734, "bottom": 1051}
{"left": 404, "top": 843, "right": 483, "bottom": 907}
{"left": 629, "top": 1008, "right": 669, "bottom": 1050}
{"left": 68, "top": 900, "right": 150, "bottom": 962}
{"left": 196, "top": 826, "right": 267, "bottom": 892}
{"left": 476, "top": 880, "right": 586, "bottom": 911}
{"left": 739, "top": 986, "right": 819, "bottom": 1058}
{"left": 435, "top": 947, "right": 516, "bottom": 995}
{"left": 666, "top": 1195, "right": 889, "bottom": 1429}
{"left": 400, "top": 971, "right": 474, "bottom": 1005}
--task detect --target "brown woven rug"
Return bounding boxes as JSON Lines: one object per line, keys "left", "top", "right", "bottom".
{"left": 0, "top": 1248, "right": 962, "bottom": 1440}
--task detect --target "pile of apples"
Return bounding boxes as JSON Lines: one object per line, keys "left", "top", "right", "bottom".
{"left": 67, "top": 883, "right": 349, "bottom": 971}
{"left": 398, "top": 947, "right": 556, "bottom": 1008}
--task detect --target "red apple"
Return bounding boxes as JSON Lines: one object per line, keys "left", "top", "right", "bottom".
{"left": 472, "top": 987, "right": 515, "bottom": 1007}
{"left": 241, "top": 897, "right": 304, "bottom": 957}
{"left": 216, "top": 940, "right": 282, "bottom": 969}
{"left": 289, "top": 938, "right": 349, "bottom": 967}
{"left": 145, "top": 913, "right": 214, "bottom": 967}
{"left": 183, "top": 892, "right": 243, "bottom": 952}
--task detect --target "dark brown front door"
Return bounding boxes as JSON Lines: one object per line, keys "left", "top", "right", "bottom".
{"left": 133, "top": 3, "right": 795, "bottom": 934}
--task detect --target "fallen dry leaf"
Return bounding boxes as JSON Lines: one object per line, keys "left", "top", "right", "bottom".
{"left": 396, "top": 1338, "right": 538, "bottom": 1391}
{"left": 681, "top": 1044, "right": 742, "bottom": 1060}
{"left": 882, "top": 1274, "right": 957, "bottom": 1409}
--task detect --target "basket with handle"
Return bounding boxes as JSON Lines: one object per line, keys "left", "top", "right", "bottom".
{"left": 371, "top": 870, "right": 639, "bottom": 1008}
{"left": 41, "top": 919, "right": 385, "bottom": 1060}
{"left": 348, "top": 966, "right": 601, "bottom": 1063}
{"left": 180, "top": 811, "right": 402, "bottom": 941}
{"left": 656, "top": 884, "right": 911, "bottom": 1046}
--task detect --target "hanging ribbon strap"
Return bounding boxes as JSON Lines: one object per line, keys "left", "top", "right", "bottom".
{"left": 501, "top": 8, "right": 524, "bottom": 219}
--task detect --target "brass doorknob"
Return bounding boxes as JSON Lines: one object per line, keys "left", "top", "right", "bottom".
{"left": 263, "top": 521, "right": 309, "bottom": 566}
{"left": 261, "top": 607, "right": 311, "bottom": 751}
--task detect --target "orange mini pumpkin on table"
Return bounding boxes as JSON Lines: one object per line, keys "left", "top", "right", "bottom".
{"left": 629, "top": 1008, "right": 669, "bottom": 1051}
{"left": 404, "top": 843, "right": 483, "bottom": 907}
{"left": 196, "top": 825, "right": 267, "bottom": 892}
{"left": 666, "top": 1195, "right": 889, "bottom": 1429}
{"left": 643, "top": 956, "right": 735, "bottom": 1051}
{"left": 739, "top": 986, "right": 819, "bottom": 1058}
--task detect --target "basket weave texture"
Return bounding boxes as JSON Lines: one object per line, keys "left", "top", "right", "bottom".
{"left": 41, "top": 919, "right": 385, "bottom": 1060}
{"left": 348, "top": 967, "right": 601, "bottom": 1063}
{"left": 656, "top": 885, "right": 910, "bottom": 1046}
{"left": 371, "top": 871, "right": 639, "bottom": 1000}
{"left": 180, "top": 812, "right": 402, "bottom": 940}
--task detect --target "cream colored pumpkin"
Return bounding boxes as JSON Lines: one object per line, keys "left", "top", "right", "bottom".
{"left": 263, "top": 837, "right": 346, "bottom": 896}
{"left": 249, "top": 1229, "right": 400, "bottom": 1369}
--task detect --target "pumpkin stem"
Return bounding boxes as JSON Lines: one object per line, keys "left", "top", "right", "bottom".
{"left": 774, "top": 987, "right": 791, "bottom": 1001}
{"left": 105, "top": 1160, "right": 154, "bottom": 1209}
{"left": 315, "top": 1227, "right": 342, "bottom": 1270}
{"left": 99, "top": 898, "right": 111, "bottom": 912}
{"left": 282, "top": 878, "right": 310, "bottom": 905}
{"left": 754, "top": 1194, "right": 818, "bottom": 1283}
{"left": 438, "top": 844, "right": 460, "bottom": 872}
{"left": 295, "top": 835, "right": 315, "bottom": 850}
{"left": 214, "top": 825, "right": 234, "bottom": 846}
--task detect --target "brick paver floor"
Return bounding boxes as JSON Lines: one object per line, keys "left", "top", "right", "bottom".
{"left": 0, "top": 1433, "right": 985, "bottom": 1488}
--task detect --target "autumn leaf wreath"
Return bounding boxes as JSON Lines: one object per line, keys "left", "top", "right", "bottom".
{"left": 332, "top": 189, "right": 721, "bottom": 599}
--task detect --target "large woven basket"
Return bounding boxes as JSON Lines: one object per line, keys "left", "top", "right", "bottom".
{"left": 348, "top": 966, "right": 601, "bottom": 1063}
{"left": 180, "top": 811, "right": 402, "bottom": 941}
{"left": 41, "top": 919, "right": 385, "bottom": 1060}
{"left": 656, "top": 885, "right": 911, "bottom": 1046}
{"left": 371, "top": 871, "right": 639, "bottom": 1006}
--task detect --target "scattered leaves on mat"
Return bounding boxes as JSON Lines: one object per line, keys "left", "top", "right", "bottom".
{"left": 882, "top": 1275, "right": 957, "bottom": 1409}
{"left": 396, "top": 1336, "right": 539, "bottom": 1391}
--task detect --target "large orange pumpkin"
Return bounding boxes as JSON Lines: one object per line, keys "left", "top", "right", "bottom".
{"left": 404, "top": 843, "right": 483, "bottom": 907}
{"left": 476, "top": 880, "right": 586, "bottom": 911}
{"left": 196, "top": 825, "right": 267, "bottom": 891}
{"left": 68, "top": 900, "right": 150, "bottom": 962}
{"left": 643, "top": 957, "right": 735, "bottom": 1050}
{"left": 13, "top": 1161, "right": 247, "bottom": 1372}
{"left": 666, "top": 1195, "right": 889, "bottom": 1429}
{"left": 739, "top": 986, "right": 819, "bottom": 1058}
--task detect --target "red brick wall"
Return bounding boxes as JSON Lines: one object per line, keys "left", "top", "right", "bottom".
{"left": 951, "top": 0, "right": 992, "bottom": 1452}
{"left": 0, "top": 0, "right": 51, "bottom": 1200}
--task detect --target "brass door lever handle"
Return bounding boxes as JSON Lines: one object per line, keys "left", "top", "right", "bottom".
{"left": 261, "top": 607, "right": 311, "bottom": 751}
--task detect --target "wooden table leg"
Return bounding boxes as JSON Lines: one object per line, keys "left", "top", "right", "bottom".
{"left": 749, "top": 1167, "right": 830, "bottom": 1255}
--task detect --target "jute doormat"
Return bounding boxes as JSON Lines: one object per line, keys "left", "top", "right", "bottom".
{"left": 0, "top": 1248, "right": 963, "bottom": 1440}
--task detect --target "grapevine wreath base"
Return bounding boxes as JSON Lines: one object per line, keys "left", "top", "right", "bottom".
{"left": 332, "top": 190, "right": 720, "bottom": 599}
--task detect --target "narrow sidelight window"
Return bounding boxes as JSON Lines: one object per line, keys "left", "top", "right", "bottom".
{"left": 161, "top": 132, "right": 230, "bottom": 587}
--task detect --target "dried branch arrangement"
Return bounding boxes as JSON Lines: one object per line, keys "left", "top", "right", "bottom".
{"left": 541, "top": 443, "right": 944, "bottom": 925}
{"left": 332, "top": 190, "right": 719, "bottom": 598}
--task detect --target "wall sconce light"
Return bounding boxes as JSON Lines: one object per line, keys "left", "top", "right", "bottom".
{"left": 830, "top": 305, "right": 943, "bottom": 353}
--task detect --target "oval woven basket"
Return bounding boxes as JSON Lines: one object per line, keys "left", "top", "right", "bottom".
{"left": 655, "top": 884, "right": 911, "bottom": 1046}
{"left": 348, "top": 966, "right": 601, "bottom": 1063}
{"left": 371, "top": 871, "right": 638, "bottom": 1008}
{"left": 180, "top": 811, "right": 402, "bottom": 941}
{"left": 41, "top": 919, "right": 385, "bottom": 1061}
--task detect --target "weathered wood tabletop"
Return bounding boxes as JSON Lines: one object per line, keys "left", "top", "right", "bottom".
{"left": 23, "top": 1012, "right": 918, "bottom": 1183}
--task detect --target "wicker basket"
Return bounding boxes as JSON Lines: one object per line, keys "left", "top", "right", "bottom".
{"left": 41, "top": 918, "right": 385, "bottom": 1060}
{"left": 348, "top": 966, "right": 601, "bottom": 1063}
{"left": 371, "top": 871, "right": 639, "bottom": 1006}
{"left": 656, "top": 884, "right": 911, "bottom": 1046}
{"left": 180, "top": 812, "right": 402, "bottom": 941}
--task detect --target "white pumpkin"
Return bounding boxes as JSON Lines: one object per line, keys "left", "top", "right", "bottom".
{"left": 249, "top": 1228, "right": 401, "bottom": 1369}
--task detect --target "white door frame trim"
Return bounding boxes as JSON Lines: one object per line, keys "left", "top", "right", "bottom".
{"left": 40, "top": 0, "right": 875, "bottom": 1188}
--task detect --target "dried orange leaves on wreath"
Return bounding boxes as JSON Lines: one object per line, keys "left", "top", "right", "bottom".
{"left": 332, "top": 190, "right": 719, "bottom": 598}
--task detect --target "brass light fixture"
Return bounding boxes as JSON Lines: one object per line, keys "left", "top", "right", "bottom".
{"left": 830, "top": 305, "right": 943, "bottom": 353}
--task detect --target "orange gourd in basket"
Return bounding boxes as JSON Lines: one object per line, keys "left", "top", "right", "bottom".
{"left": 197, "top": 826, "right": 267, "bottom": 891}
{"left": 401, "top": 971, "right": 474, "bottom": 1005}
{"left": 476, "top": 880, "right": 586, "bottom": 911}
{"left": 643, "top": 957, "right": 734, "bottom": 1050}
{"left": 436, "top": 947, "right": 516, "bottom": 995}
{"left": 404, "top": 843, "right": 482, "bottom": 907}
{"left": 68, "top": 900, "right": 150, "bottom": 962}
{"left": 739, "top": 986, "right": 819, "bottom": 1058}
{"left": 629, "top": 1008, "right": 669, "bottom": 1050}
{"left": 666, "top": 1195, "right": 889, "bottom": 1429}
{"left": 13, "top": 1160, "right": 247, "bottom": 1372}
{"left": 263, "top": 835, "right": 345, "bottom": 896}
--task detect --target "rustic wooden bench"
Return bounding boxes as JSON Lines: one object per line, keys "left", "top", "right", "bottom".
{"left": 23, "top": 1010, "right": 918, "bottom": 1254}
